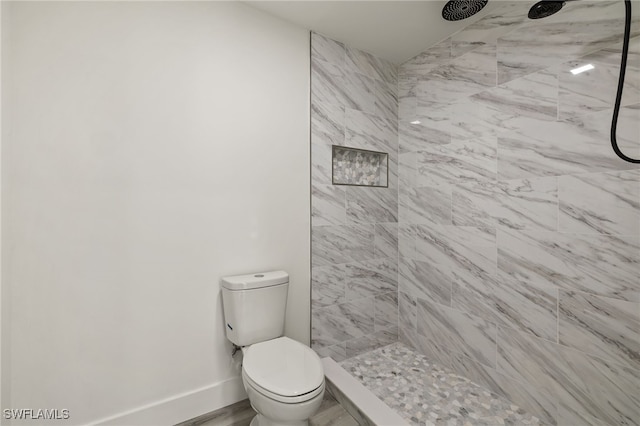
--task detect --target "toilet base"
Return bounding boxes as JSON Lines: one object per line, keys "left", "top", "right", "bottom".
{"left": 249, "top": 413, "right": 308, "bottom": 426}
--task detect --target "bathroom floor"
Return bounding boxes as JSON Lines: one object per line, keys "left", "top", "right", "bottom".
{"left": 176, "top": 392, "right": 358, "bottom": 426}
{"left": 340, "top": 343, "right": 542, "bottom": 426}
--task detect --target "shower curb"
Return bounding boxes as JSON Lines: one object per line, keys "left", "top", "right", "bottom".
{"left": 321, "top": 357, "right": 409, "bottom": 426}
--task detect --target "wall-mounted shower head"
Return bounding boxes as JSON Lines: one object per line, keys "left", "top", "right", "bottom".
{"left": 528, "top": 0, "right": 566, "bottom": 19}
{"left": 442, "top": 0, "right": 489, "bottom": 21}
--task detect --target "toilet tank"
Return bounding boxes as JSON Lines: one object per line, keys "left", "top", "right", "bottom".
{"left": 220, "top": 271, "right": 289, "bottom": 346}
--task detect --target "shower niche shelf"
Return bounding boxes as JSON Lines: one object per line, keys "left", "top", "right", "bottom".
{"left": 332, "top": 145, "right": 388, "bottom": 188}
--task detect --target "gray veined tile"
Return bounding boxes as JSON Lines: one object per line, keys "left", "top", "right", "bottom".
{"left": 342, "top": 70, "right": 376, "bottom": 114}
{"left": 311, "top": 141, "right": 333, "bottom": 186}
{"left": 311, "top": 224, "right": 375, "bottom": 267}
{"left": 311, "top": 297, "right": 374, "bottom": 348}
{"left": 398, "top": 152, "right": 417, "bottom": 190}
{"left": 415, "top": 43, "right": 496, "bottom": 104}
{"left": 312, "top": 264, "right": 345, "bottom": 310}
{"left": 497, "top": 1, "right": 636, "bottom": 84}
{"left": 497, "top": 326, "right": 640, "bottom": 426}
{"left": 558, "top": 53, "right": 640, "bottom": 121}
{"left": 398, "top": 224, "right": 416, "bottom": 259}
{"left": 497, "top": 116, "right": 637, "bottom": 180}
{"left": 417, "top": 298, "right": 497, "bottom": 368}
{"left": 345, "top": 257, "right": 397, "bottom": 301}
{"left": 559, "top": 290, "right": 640, "bottom": 371}
{"left": 400, "top": 37, "right": 451, "bottom": 79}
{"left": 452, "top": 270, "right": 558, "bottom": 342}
{"left": 416, "top": 137, "right": 497, "bottom": 189}
{"left": 415, "top": 224, "right": 496, "bottom": 285}
{"left": 558, "top": 169, "right": 640, "bottom": 235}
{"left": 398, "top": 94, "right": 417, "bottom": 123}
{"left": 312, "top": 184, "right": 346, "bottom": 227}
{"left": 497, "top": 228, "right": 640, "bottom": 302}
{"left": 314, "top": 342, "right": 347, "bottom": 363}
{"left": 452, "top": 176, "right": 558, "bottom": 230}
{"left": 471, "top": 69, "right": 558, "bottom": 121}
{"left": 398, "top": 74, "right": 416, "bottom": 99}
{"left": 311, "top": 32, "right": 345, "bottom": 67}
{"left": 398, "top": 186, "right": 452, "bottom": 225}
{"left": 345, "top": 326, "right": 398, "bottom": 359}
{"left": 346, "top": 187, "right": 397, "bottom": 224}
{"left": 449, "top": 353, "right": 558, "bottom": 425}
{"left": 399, "top": 291, "right": 417, "bottom": 331}
{"left": 311, "top": 58, "right": 347, "bottom": 109}
{"left": 449, "top": 99, "right": 504, "bottom": 143}
{"left": 375, "top": 80, "right": 398, "bottom": 122}
{"left": 374, "top": 292, "right": 398, "bottom": 331}
{"left": 398, "top": 119, "right": 450, "bottom": 154}
{"left": 311, "top": 101, "right": 344, "bottom": 146}
{"left": 346, "top": 109, "right": 396, "bottom": 153}
{"left": 451, "top": 2, "right": 530, "bottom": 58}
{"left": 374, "top": 223, "right": 398, "bottom": 259}
{"left": 345, "top": 45, "right": 396, "bottom": 84}
{"left": 398, "top": 256, "right": 451, "bottom": 306}
{"left": 574, "top": 103, "right": 640, "bottom": 158}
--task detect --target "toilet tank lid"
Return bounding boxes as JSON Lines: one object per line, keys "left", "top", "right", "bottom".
{"left": 221, "top": 270, "right": 289, "bottom": 291}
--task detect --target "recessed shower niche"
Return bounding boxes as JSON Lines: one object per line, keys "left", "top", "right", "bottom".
{"left": 331, "top": 145, "right": 388, "bottom": 188}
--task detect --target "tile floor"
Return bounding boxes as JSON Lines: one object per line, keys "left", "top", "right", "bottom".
{"left": 176, "top": 392, "right": 358, "bottom": 426}
{"left": 340, "top": 342, "right": 542, "bottom": 426}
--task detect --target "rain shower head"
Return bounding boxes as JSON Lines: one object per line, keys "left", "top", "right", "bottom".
{"left": 441, "top": 0, "right": 489, "bottom": 21}
{"left": 528, "top": 0, "right": 566, "bottom": 19}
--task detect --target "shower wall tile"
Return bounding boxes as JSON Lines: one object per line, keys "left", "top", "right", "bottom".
{"left": 497, "top": 116, "right": 636, "bottom": 180}
{"left": 311, "top": 224, "right": 374, "bottom": 267}
{"left": 416, "top": 138, "right": 497, "bottom": 189}
{"left": 452, "top": 271, "right": 558, "bottom": 342}
{"left": 311, "top": 33, "right": 398, "bottom": 356}
{"left": 498, "top": 228, "right": 640, "bottom": 302}
{"left": 311, "top": 264, "right": 345, "bottom": 310}
{"left": 346, "top": 109, "right": 395, "bottom": 152}
{"left": 417, "top": 298, "right": 497, "bottom": 368}
{"left": 400, "top": 37, "right": 451, "bottom": 78}
{"left": 558, "top": 169, "right": 640, "bottom": 235}
{"left": 399, "top": 186, "right": 452, "bottom": 225}
{"left": 452, "top": 177, "right": 558, "bottom": 230}
{"left": 399, "top": 120, "right": 449, "bottom": 153}
{"left": 346, "top": 187, "right": 397, "bottom": 224}
{"left": 311, "top": 101, "right": 344, "bottom": 146}
{"left": 311, "top": 184, "right": 345, "bottom": 227}
{"left": 559, "top": 290, "right": 640, "bottom": 371}
{"left": 373, "top": 223, "right": 398, "bottom": 259}
{"left": 398, "top": 291, "right": 417, "bottom": 330}
{"left": 449, "top": 353, "right": 558, "bottom": 425}
{"left": 497, "top": 326, "right": 640, "bottom": 426}
{"left": 311, "top": 32, "right": 345, "bottom": 66}
{"left": 398, "top": 2, "right": 640, "bottom": 421}
{"left": 311, "top": 297, "right": 374, "bottom": 349}
{"left": 471, "top": 69, "right": 558, "bottom": 121}
{"left": 374, "top": 292, "right": 398, "bottom": 331}
{"left": 375, "top": 80, "right": 398, "bottom": 122}
{"left": 398, "top": 256, "right": 451, "bottom": 306}
{"left": 345, "top": 257, "right": 398, "bottom": 301}
{"left": 311, "top": 142, "right": 333, "bottom": 185}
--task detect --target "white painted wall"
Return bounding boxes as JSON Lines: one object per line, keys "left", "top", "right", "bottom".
{"left": 1, "top": 2, "right": 310, "bottom": 424}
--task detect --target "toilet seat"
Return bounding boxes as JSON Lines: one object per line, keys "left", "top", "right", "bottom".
{"left": 242, "top": 336, "right": 325, "bottom": 404}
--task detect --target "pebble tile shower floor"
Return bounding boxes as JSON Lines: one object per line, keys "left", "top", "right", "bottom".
{"left": 339, "top": 343, "right": 542, "bottom": 426}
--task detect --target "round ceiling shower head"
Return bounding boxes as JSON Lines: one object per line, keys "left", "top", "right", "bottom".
{"left": 442, "top": 0, "right": 489, "bottom": 21}
{"left": 528, "top": 0, "right": 565, "bottom": 19}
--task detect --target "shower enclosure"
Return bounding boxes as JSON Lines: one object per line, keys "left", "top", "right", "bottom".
{"left": 310, "top": 1, "right": 640, "bottom": 424}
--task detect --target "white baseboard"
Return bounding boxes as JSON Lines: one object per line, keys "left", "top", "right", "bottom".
{"left": 92, "top": 376, "right": 247, "bottom": 426}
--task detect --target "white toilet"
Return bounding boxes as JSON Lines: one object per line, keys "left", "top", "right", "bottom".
{"left": 221, "top": 271, "right": 325, "bottom": 426}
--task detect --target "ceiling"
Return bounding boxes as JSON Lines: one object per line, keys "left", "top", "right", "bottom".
{"left": 244, "top": 1, "right": 502, "bottom": 64}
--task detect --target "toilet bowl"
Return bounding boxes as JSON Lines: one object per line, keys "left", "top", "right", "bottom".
{"left": 241, "top": 336, "right": 325, "bottom": 426}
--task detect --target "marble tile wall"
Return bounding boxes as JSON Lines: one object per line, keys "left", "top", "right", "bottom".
{"left": 311, "top": 33, "right": 399, "bottom": 361}
{"left": 397, "top": 1, "right": 640, "bottom": 425}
